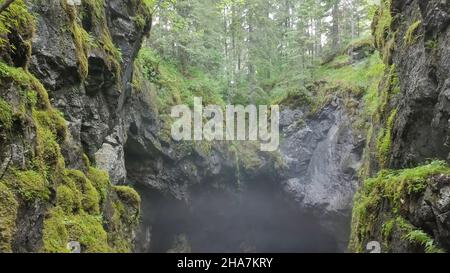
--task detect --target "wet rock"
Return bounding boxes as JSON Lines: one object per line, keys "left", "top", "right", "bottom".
{"left": 279, "top": 98, "right": 364, "bottom": 250}
{"left": 437, "top": 186, "right": 450, "bottom": 212}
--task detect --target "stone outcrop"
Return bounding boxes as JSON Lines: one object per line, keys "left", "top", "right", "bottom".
{"left": 350, "top": 0, "right": 450, "bottom": 253}
{"left": 0, "top": 0, "right": 149, "bottom": 253}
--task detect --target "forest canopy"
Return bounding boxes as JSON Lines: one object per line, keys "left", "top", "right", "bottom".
{"left": 144, "top": 0, "right": 378, "bottom": 106}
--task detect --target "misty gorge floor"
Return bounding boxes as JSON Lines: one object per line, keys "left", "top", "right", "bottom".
{"left": 135, "top": 179, "right": 345, "bottom": 253}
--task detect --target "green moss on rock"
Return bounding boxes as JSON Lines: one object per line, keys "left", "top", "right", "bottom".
{"left": 373, "top": 0, "right": 393, "bottom": 50}
{"left": 404, "top": 20, "right": 422, "bottom": 46}
{"left": 87, "top": 167, "right": 110, "bottom": 203}
{"left": 61, "top": 0, "right": 91, "bottom": 79}
{"left": 43, "top": 207, "right": 111, "bottom": 253}
{"left": 5, "top": 170, "right": 50, "bottom": 201}
{"left": 65, "top": 212, "right": 110, "bottom": 253}
{"left": 0, "top": 1, "right": 142, "bottom": 254}
{"left": 0, "top": 0, "right": 35, "bottom": 51}
{"left": 113, "top": 185, "right": 141, "bottom": 209}
{"left": 0, "top": 182, "right": 19, "bottom": 253}
{"left": 106, "top": 186, "right": 142, "bottom": 252}
{"left": 42, "top": 208, "right": 70, "bottom": 253}
{"left": 60, "top": 0, "right": 126, "bottom": 81}
{"left": 56, "top": 184, "right": 82, "bottom": 214}
{"left": 350, "top": 161, "right": 450, "bottom": 253}
{"left": 65, "top": 169, "right": 100, "bottom": 215}
{"left": 376, "top": 109, "right": 397, "bottom": 167}
{"left": 0, "top": 98, "right": 13, "bottom": 129}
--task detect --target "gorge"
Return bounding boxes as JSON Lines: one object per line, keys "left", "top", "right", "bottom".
{"left": 1, "top": 0, "right": 450, "bottom": 254}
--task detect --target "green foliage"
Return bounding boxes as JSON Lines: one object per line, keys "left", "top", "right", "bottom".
{"left": 56, "top": 184, "right": 82, "bottom": 214}
{"left": 148, "top": 0, "right": 375, "bottom": 108}
{"left": 372, "top": 0, "right": 396, "bottom": 64}
{"left": 65, "top": 170, "right": 100, "bottom": 215}
{"left": 106, "top": 185, "right": 142, "bottom": 252}
{"left": 425, "top": 39, "right": 439, "bottom": 51}
{"left": 42, "top": 208, "right": 110, "bottom": 253}
{"left": 33, "top": 109, "right": 67, "bottom": 142}
{"left": 0, "top": 97, "right": 13, "bottom": 129}
{"left": 397, "top": 218, "right": 444, "bottom": 253}
{"left": 273, "top": 88, "right": 311, "bottom": 109}
{"left": 232, "top": 141, "right": 263, "bottom": 171}
{"left": 365, "top": 161, "right": 450, "bottom": 202}
{"left": 87, "top": 167, "right": 110, "bottom": 203}
{"left": 137, "top": 47, "right": 224, "bottom": 111}
{"left": 33, "top": 109, "right": 65, "bottom": 171}
{"left": 72, "top": 23, "right": 91, "bottom": 79}
{"left": 107, "top": 195, "right": 139, "bottom": 252}
{"left": 0, "top": 0, "right": 35, "bottom": 50}
{"left": 345, "top": 37, "right": 374, "bottom": 52}
{"left": 373, "top": 0, "right": 392, "bottom": 49}
{"left": 0, "top": 61, "right": 52, "bottom": 109}
{"left": 315, "top": 53, "right": 377, "bottom": 94}
{"left": 349, "top": 188, "right": 382, "bottom": 252}
{"left": 0, "top": 182, "right": 19, "bottom": 253}
{"left": 98, "top": 29, "right": 122, "bottom": 78}
{"left": 310, "top": 50, "right": 384, "bottom": 116}
{"left": 404, "top": 20, "right": 422, "bottom": 46}
{"left": 42, "top": 208, "right": 70, "bottom": 253}
{"left": 6, "top": 170, "right": 50, "bottom": 201}
{"left": 44, "top": 168, "right": 140, "bottom": 253}
{"left": 61, "top": 1, "right": 90, "bottom": 79}
{"left": 0, "top": 44, "right": 139, "bottom": 253}
{"left": 381, "top": 218, "right": 395, "bottom": 241}
{"left": 61, "top": 0, "right": 123, "bottom": 80}
{"left": 113, "top": 185, "right": 141, "bottom": 209}
{"left": 65, "top": 212, "right": 110, "bottom": 253}
{"left": 376, "top": 64, "right": 399, "bottom": 117}
{"left": 362, "top": 53, "right": 386, "bottom": 117}
{"left": 83, "top": 0, "right": 123, "bottom": 77}
{"left": 376, "top": 109, "right": 397, "bottom": 167}
{"left": 350, "top": 161, "right": 450, "bottom": 252}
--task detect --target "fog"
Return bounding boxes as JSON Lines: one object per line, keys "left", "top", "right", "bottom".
{"left": 135, "top": 177, "right": 344, "bottom": 253}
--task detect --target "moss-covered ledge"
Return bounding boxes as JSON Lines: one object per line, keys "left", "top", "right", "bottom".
{"left": 350, "top": 161, "right": 450, "bottom": 253}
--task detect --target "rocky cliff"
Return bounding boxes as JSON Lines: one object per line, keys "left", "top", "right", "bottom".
{"left": 0, "top": 0, "right": 289, "bottom": 253}
{"left": 2, "top": 0, "right": 431, "bottom": 254}
{"left": 350, "top": 0, "right": 450, "bottom": 253}
{"left": 0, "top": 0, "right": 150, "bottom": 253}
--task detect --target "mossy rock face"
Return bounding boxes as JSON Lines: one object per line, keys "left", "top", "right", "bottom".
{"left": 350, "top": 161, "right": 450, "bottom": 253}
{"left": 87, "top": 167, "right": 110, "bottom": 203}
{"left": 0, "top": 182, "right": 19, "bottom": 253}
{"left": 42, "top": 167, "right": 141, "bottom": 253}
{"left": 0, "top": 98, "right": 13, "bottom": 129}
{"left": 103, "top": 186, "right": 141, "bottom": 252}
{"left": 0, "top": 0, "right": 35, "bottom": 67}
{"left": 0, "top": 0, "right": 143, "bottom": 253}
{"left": 7, "top": 170, "right": 50, "bottom": 202}
{"left": 56, "top": 184, "right": 83, "bottom": 214}
{"left": 42, "top": 207, "right": 110, "bottom": 253}
{"left": 0, "top": 59, "right": 141, "bottom": 251}
{"left": 113, "top": 185, "right": 141, "bottom": 210}
{"left": 404, "top": 20, "right": 422, "bottom": 46}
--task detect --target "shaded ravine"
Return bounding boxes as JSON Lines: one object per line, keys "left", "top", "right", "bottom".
{"left": 134, "top": 179, "right": 340, "bottom": 253}
{"left": 131, "top": 96, "right": 364, "bottom": 253}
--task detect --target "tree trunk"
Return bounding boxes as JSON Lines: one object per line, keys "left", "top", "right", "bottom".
{"left": 331, "top": 0, "right": 341, "bottom": 49}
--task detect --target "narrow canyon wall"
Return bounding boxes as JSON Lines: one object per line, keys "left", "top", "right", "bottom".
{"left": 350, "top": 0, "right": 450, "bottom": 253}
